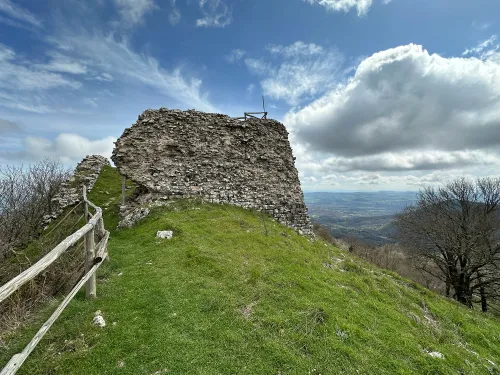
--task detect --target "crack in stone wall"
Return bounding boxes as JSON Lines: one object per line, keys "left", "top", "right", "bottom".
{"left": 112, "top": 108, "right": 312, "bottom": 234}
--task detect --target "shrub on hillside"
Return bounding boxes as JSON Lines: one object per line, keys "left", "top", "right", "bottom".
{"left": 0, "top": 159, "right": 70, "bottom": 259}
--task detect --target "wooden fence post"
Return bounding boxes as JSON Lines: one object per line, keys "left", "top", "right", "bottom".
{"left": 1, "top": 190, "right": 108, "bottom": 374}
{"left": 83, "top": 185, "right": 89, "bottom": 221}
{"left": 83, "top": 185, "right": 96, "bottom": 299}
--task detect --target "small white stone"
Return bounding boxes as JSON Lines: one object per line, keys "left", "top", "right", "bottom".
{"left": 156, "top": 230, "right": 173, "bottom": 239}
{"left": 92, "top": 311, "right": 106, "bottom": 327}
{"left": 425, "top": 350, "right": 444, "bottom": 359}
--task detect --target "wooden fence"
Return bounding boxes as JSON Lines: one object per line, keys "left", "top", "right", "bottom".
{"left": 0, "top": 186, "right": 110, "bottom": 375}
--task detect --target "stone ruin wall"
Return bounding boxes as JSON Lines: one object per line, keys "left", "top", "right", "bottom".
{"left": 43, "top": 155, "right": 110, "bottom": 225}
{"left": 112, "top": 108, "right": 312, "bottom": 234}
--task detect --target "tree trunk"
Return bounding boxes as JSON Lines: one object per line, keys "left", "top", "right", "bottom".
{"left": 480, "top": 286, "right": 488, "bottom": 312}
{"left": 455, "top": 281, "right": 473, "bottom": 308}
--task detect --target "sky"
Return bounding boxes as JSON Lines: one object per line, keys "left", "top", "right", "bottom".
{"left": 1, "top": 0, "right": 500, "bottom": 191}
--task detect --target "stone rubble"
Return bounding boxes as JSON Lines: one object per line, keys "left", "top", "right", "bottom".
{"left": 118, "top": 206, "right": 150, "bottom": 229}
{"left": 424, "top": 350, "right": 444, "bottom": 359}
{"left": 112, "top": 108, "right": 312, "bottom": 235}
{"left": 92, "top": 310, "right": 106, "bottom": 328}
{"left": 43, "top": 155, "right": 110, "bottom": 226}
{"left": 156, "top": 230, "right": 173, "bottom": 239}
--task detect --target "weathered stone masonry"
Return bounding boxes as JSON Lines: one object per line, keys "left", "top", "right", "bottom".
{"left": 112, "top": 108, "right": 312, "bottom": 234}
{"left": 43, "top": 155, "right": 110, "bottom": 225}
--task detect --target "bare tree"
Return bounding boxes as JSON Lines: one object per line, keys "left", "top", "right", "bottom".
{"left": 394, "top": 177, "right": 500, "bottom": 311}
{"left": 0, "top": 159, "right": 70, "bottom": 258}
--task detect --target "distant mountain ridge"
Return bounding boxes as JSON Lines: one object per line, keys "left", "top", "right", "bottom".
{"left": 304, "top": 191, "right": 418, "bottom": 246}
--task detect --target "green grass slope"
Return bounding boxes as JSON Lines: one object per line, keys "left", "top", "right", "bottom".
{"left": 1, "top": 166, "right": 500, "bottom": 374}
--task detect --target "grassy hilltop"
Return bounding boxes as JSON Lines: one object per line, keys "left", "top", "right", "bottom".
{"left": 1, "top": 166, "right": 500, "bottom": 374}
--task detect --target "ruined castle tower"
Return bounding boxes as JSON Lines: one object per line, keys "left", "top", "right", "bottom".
{"left": 111, "top": 108, "right": 312, "bottom": 234}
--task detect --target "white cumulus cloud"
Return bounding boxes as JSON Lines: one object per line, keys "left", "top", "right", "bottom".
{"left": 285, "top": 43, "right": 500, "bottom": 190}
{"left": 317, "top": 150, "right": 500, "bottom": 172}
{"left": 286, "top": 44, "right": 500, "bottom": 157}
{"left": 23, "top": 133, "right": 116, "bottom": 164}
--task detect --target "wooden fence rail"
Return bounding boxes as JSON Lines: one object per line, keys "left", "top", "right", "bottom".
{"left": 0, "top": 186, "right": 110, "bottom": 375}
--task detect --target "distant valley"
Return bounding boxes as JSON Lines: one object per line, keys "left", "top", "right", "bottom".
{"left": 304, "top": 191, "right": 418, "bottom": 246}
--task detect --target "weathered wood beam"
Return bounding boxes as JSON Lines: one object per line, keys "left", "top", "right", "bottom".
{"left": 0, "top": 188, "right": 109, "bottom": 374}
{"left": 83, "top": 185, "right": 96, "bottom": 299}
{"left": 0, "top": 251, "right": 108, "bottom": 375}
{"left": 84, "top": 227, "right": 96, "bottom": 299}
{"left": 0, "top": 216, "right": 99, "bottom": 304}
{"left": 94, "top": 231, "right": 110, "bottom": 264}
{"left": 95, "top": 216, "right": 106, "bottom": 239}
{"left": 85, "top": 199, "right": 101, "bottom": 213}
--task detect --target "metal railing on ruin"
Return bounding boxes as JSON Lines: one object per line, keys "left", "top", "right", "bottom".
{"left": 235, "top": 95, "right": 268, "bottom": 121}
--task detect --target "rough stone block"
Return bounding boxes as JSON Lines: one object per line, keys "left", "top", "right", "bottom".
{"left": 112, "top": 109, "right": 312, "bottom": 235}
